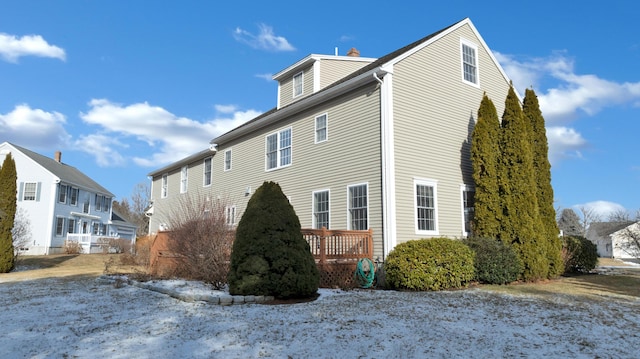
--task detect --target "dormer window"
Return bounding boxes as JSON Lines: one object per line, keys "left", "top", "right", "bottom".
{"left": 293, "top": 72, "right": 303, "bottom": 97}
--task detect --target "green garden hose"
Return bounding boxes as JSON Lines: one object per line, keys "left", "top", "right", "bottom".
{"left": 354, "top": 258, "right": 375, "bottom": 288}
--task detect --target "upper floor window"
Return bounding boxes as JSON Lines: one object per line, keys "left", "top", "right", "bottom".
{"left": 161, "top": 174, "right": 168, "bottom": 198}
{"left": 313, "top": 190, "right": 330, "bottom": 229}
{"left": 415, "top": 179, "right": 438, "bottom": 234}
{"left": 461, "top": 186, "right": 475, "bottom": 236}
{"left": 95, "top": 194, "right": 103, "bottom": 211}
{"left": 203, "top": 157, "right": 212, "bottom": 186}
{"left": 224, "top": 149, "right": 232, "bottom": 171}
{"left": 83, "top": 194, "right": 90, "bottom": 213}
{"left": 293, "top": 72, "right": 303, "bottom": 97}
{"left": 315, "top": 113, "right": 328, "bottom": 143}
{"left": 348, "top": 184, "right": 368, "bottom": 230}
{"left": 58, "top": 184, "right": 68, "bottom": 204}
{"left": 461, "top": 39, "right": 478, "bottom": 86}
{"left": 180, "top": 166, "right": 188, "bottom": 193}
{"left": 23, "top": 182, "right": 37, "bottom": 201}
{"left": 69, "top": 187, "right": 78, "bottom": 206}
{"left": 266, "top": 127, "right": 292, "bottom": 170}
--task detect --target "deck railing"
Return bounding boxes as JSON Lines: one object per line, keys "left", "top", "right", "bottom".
{"left": 301, "top": 227, "right": 373, "bottom": 263}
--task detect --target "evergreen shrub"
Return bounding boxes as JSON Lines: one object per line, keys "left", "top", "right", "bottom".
{"left": 385, "top": 237, "right": 475, "bottom": 291}
{"left": 562, "top": 236, "right": 598, "bottom": 274}
{"left": 228, "top": 181, "right": 319, "bottom": 299}
{"left": 463, "top": 237, "right": 522, "bottom": 284}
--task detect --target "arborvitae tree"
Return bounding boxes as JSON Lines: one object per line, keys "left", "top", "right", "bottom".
{"left": 228, "top": 181, "right": 319, "bottom": 299}
{"left": 471, "top": 93, "right": 502, "bottom": 238}
{"left": 498, "top": 85, "right": 548, "bottom": 281}
{"left": 523, "top": 88, "right": 563, "bottom": 277}
{"left": 557, "top": 208, "right": 584, "bottom": 237}
{"left": 0, "top": 153, "right": 17, "bottom": 273}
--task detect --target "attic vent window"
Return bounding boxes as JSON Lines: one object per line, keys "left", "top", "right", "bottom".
{"left": 461, "top": 39, "right": 479, "bottom": 86}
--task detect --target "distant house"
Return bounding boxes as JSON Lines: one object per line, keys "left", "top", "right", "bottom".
{"left": 147, "top": 18, "right": 513, "bottom": 260}
{"left": 0, "top": 142, "right": 137, "bottom": 255}
{"left": 587, "top": 221, "right": 640, "bottom": 259}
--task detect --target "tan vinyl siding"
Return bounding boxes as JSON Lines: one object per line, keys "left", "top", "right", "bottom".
{"left": 392, "top": 23, "right": 510, "bottom": 244}
{"left": 318, "top": 59, "right": 372, "bottom": 89}
{"left": 214, "top": 82, "right": 385, "bottom": 257}
{"left": 278, "top": 65, "right": 315, "bottom": 108}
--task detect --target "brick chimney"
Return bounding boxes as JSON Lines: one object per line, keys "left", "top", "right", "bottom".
{"left": 54, "top": 151, "right": 62, "bottom": 163}
{"left": 346, "top": 47, "right": 360, "bottom": 57}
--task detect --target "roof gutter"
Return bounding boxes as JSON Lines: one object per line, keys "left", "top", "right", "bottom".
{"left": 213, "top": 66, "right": 389, "bottom": 145}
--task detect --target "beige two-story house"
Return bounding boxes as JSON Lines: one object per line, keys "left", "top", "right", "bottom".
{"left": 147, "top": 18, "right": 512, "bottom": 260}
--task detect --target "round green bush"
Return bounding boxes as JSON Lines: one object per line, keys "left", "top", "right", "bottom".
{"left": 385, "top": 237, "right": 475, "bottom": 291}
{"left": 228, "top": 181, "right": 319, "bottom": 299}
{"left": 463, "top": 237, "right": 522, "bottom": 284}
{"left": 562, "top": 235, "right": 598, "bottom": 274}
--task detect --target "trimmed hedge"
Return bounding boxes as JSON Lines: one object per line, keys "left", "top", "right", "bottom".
{"left": 562, "top": 235, "right": 598, "bottom": 274}
{"left": 385, "top": 237, "right": 475, "bottom": 291}
{"left": 463, "top": 237, "right": 522, "bottom": 284}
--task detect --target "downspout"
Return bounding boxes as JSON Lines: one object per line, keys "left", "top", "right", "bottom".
{"left": 373, "top": 69, "right": 397, "bottom": 260}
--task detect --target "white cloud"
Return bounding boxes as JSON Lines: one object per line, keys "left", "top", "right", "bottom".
{"left": 80, "top": 99, "right": 260, "bottom": 167}
{"left": 0, "top": 104, "right": 71, "bottom": 148}
{"left": 214, "top": 104, "right": 238, "bottom": 114}
{"left": 255, "top": 73, "right": 274, "bottom": 81}
{"left": 0, "top": 33, "right": 66, "bottom": 63}
{"left": 574, "top": 201, "right": 627, "bottom": 221}
{"left": 74, "top": 134, "right": 127, "bottom": 167}
{"left": 497, "top": 51, "right": 640, "bottom": 165}
{"left": 233, "top": 24, "right": 295, "bottom": 52}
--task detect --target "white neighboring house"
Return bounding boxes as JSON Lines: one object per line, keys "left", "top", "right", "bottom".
{"left": 586, "top": 221, "right": 640, "bottom": 260}
{"left": 0, "top": 142, "right": 137, "bottom": 255}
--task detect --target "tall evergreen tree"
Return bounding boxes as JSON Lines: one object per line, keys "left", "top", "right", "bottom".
{"left": 523, "top": 88, "right": 563, "bottom": 277}
{"left": 0, "top": 153, "right": 17, "bottom": 273}
{"left": 499, "top": 85, "right": 548, "bottom": 281}
{"left": 557, "top": 208, "right": 584, "bottom": 237}
{"left": 471, "top": 93, "right": 502, "bottom": 238}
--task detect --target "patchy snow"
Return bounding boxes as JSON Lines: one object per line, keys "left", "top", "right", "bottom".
{"left": 1, "top": 275, "right": 639, "bottom": 358}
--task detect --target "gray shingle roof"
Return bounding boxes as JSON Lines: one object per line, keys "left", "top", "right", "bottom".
{"left": 10, "top": 143, "right": 114, "bottom": 197}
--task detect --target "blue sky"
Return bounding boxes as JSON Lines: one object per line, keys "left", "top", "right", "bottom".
{"left": 1, "top": 1, "right": 638, "bottom": 219}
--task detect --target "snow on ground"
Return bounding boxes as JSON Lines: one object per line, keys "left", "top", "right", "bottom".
{"left": 1, "top": 274, "right": 639, "bottom": 359}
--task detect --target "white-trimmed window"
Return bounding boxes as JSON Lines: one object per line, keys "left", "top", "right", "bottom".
{"left": 266, "top": 127, "right": 292, "bottom": 170}
{"left": 313, "top": 190, "right": 330, "bottom": 229}
{"left": 461, "top": 185, "right": 475, "bottom": 236}
{"left": 415, "top": 179, "right": 438, "bottom": 234}
{"left": 55, "top": 217, "right": 65, "bottom": 236}
{"left": 23, "top": 182, "right": 37, "bottom": 201}
{"left": 95, "top": 194, "right": 103, "bottom": 211}
{"left": 58, "top": 184, "right": 68, "bottom": 204}
{"left": 67, "top": 218, "right": 76, "bottom": 234}
{"left": 180, "top": 166, "right": 188, "bottom": 193}
{"left": 461, "top": 39, "right": 479, "bottom": 86}
{"left": 161, "top": 174, "right": 168, "bottom": 198}
{"left": 83, "top": 195, "right": 90, "bottom": 213}
{"left": 69, "top": 187, "right": 78, "bottom": 206}
{"left": 203, "top": 157, "right": 212, "bottom": 186}
{"left": 93, "top": 222, "right": 100, "bottom": 235}
{"left": 293, "top": 72, "right": 303, "bottom": 97}
{"left": 348, "top": 184, "right": 368, "bottom": 230}
{"left": 224, "top": 149, "right": 232, "bottom": 171}
{"left": 225, "top": 205, "right": 237, "bottom": 226}
{"left": 315, "top": 113, "right": 328, "bottom": 143}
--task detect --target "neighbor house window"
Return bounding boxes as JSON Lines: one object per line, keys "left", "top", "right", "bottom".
{"left": 55, "top": 217, "right": 65, "bottom": 236}
{"left": 225, "top": 206, "right": 236, "bottom": 226}
{"left": 93, "top": 223, "right": 100, "bottom": 235}
{"left": 161, "top": 174, "right": 168, "bottom": 198}
{"left": 83, "top": 195, "right": 90, "bottom": 213}
{"left": 203, "top": 157, "right": 212, "bottom": 186}
{"left": 315, "top": 113, "right": 328, "bottom": 143}
{"left": 415, "top": 179, "right": 438, "bottom": 234}
{"left": 293, "top": 72, "right": 303, "bottom": 97}
{"left": 180, "top": 166, "right": 188, "bottom": 193}
{"left": 58, "top": 184, "right": 68, "bottom": 204}
{"left": 23, "top": 182, "right": 37, "bottom": 201}
{"left": 313, "top": 190, "right": 330, "bottom": 229}
{"left": 67, "top": 218, "right": 76, "bottom": 234}
{"left": 95, "top": 194, "right": 102, "bottom": 211}
{"left": 266, "top": 127, "right": 292, "bottom": 170}
{"left": 461, "top": 186, "right": 475, "bottom": 236}
{"left": 69, "top": 187, "right": 78, "bottom": 206}
{"left": 348, "top": 184, "right": 368, "bottom": 230}
{"left": 461, "top": 39, "right": 478, "bottom": 85}
{"left": 224, "top": 149, "right": 232, "bottom": 171}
